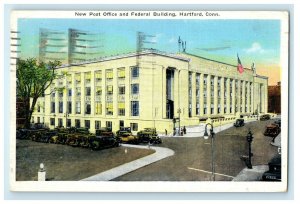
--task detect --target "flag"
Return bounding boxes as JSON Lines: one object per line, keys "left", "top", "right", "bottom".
{"left": 237, "top": 54, "right": 244, "bottom": 74}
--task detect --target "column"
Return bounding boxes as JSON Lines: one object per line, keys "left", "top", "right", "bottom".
{"left": 220, "top": 77, "right": 225, "bottom": 115}
{"left": 214, "top": 76, "right": 218, "bottom": 115}
{"left": 80, "top": 72, "right": 85, "bottom": 126}
{"left": 242, "top": 80, "right": 246, "bottom": 113}
{"left": 236, "top": 80, "right": 241, "bottom": 114}
{"left": 232, "top": 79, "right": 236, "bottom": 115}
{"left": 192, "top": 72, "right": 196, "bottom": 117}
{"left": 207, "top": 74, "right": 211, "bottom": 115}
{"left": 113, "top": 67, "right": 118, "bottom": 117}
{"left": 162, "top": 67, "right": 166, "bottom": 118}
{"left": 199, "top": 73, "right": 204, "bottom": 116}
{"left": 71, "top": 73, "right": 76, "bottom": 126}
{"left": 174, "top": 69, "right": 179, "bottom": 118}
{"left": 226, "top": 78, "right": 230, "bottom": 115}
{"left": 125, "top": 66, "right": 130, "bottom": 118}
{"left": 246, "top": 82, "right": 250, "bottom": 113}
{"left": 63, "top": 74, "right": 67, "bottom": 127}
{"left": 90, "top": 71, "right": 95, "bottom": 132}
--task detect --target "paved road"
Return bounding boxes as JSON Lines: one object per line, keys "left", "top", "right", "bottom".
{"left": 113, "top": 119, "right": 279, "bottom": 181}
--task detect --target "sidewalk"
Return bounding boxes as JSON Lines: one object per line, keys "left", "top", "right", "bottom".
{"left": 233, "top": 133, "right": 281, "bottom": 181}
{"left": 159, "top": 119, "right": 257, "bottom": 138}
{"left": 81, "top": 144, "right": 174, "bottom": 181}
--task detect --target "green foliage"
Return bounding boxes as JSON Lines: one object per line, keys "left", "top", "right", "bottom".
{"left": 16, "top": 58, "right": 61, "bottom": 128}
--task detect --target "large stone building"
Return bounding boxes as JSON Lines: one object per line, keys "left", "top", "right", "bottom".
{"left": 31, "top": 49, "right": 268, "bottom": 134}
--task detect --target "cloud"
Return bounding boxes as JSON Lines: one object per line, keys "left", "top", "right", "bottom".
{"left": 197, "top": 46, "right": 231, "bottom": 52}
{"left": 244, "top": 42, "right": 266, "bottom": 54}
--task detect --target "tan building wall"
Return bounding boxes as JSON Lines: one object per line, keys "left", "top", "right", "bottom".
{"left": 31, "top": 50, "right": 268, "bottom": 134}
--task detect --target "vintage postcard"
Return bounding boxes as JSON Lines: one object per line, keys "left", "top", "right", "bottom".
{"left": 10, "top": 10, "right": 289, "bottom": 192}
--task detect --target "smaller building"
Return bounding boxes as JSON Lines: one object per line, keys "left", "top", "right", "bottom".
{"left": 268, "top": 82, "right": 281, "bottom": 114}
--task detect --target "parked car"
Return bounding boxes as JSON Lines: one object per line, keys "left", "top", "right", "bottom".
{"left": 262, "top": 154, "right": 281, "bottom": 181}
{"left": 96, "top": 127, "right": 114, "bottom": 137}
{"left": 264, "top": 124, "right": 281, "bottom": 137}
{"left": 90, "top": 135, "right": 121, "bottom": 150}
{"left": 116, "top": 127, "right": 139, "bottom": 144}
{"left": 233, "top": 119, "right": 245, "bottom": 127}
{"left": 137, "top": 128, "right": 162, "bottom": 144}
{"left": 260, "top": 114, "right": 271, "bottom": 121}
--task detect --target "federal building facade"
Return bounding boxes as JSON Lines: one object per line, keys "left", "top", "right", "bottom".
{"left": 31, "top": 50, "right": 268, "bottom": 134}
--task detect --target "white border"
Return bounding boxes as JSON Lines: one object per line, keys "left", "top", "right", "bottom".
{"left": 9, "top": 10, "right": 289, "bottom": 193}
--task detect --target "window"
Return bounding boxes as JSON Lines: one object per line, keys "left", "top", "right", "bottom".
{"left": 59, "top": 102, "right": 63, "bottom": 113}
{"left": 68, "top": 89, "right": 72, "bottom": 97}
{"left": 131, "top": 66, "right": 139, "bottom": 78}
{"left": 37, "top": 117, "right": 40, "bottom": 123}
{"left": 75, "top": 74, "right": 81, "bottom": 83}
{"left": 50, "top": 118, "right": 55, "bottom": 126}
{"left": 130, "top": 123, "right": 138, "bottom": 131}
{"left": 58, "top": 92, "right": 63, "bottom": 98}
{"left": 37, "top": 104, "right": 41, "bottom": 112}
{"left": 67, "top": 74, "right": 72, "bottom": 84}
{"left": 95, "top": 121, "right": 101, "bottom": 130}
{"left": 131, "top": 84, "right": 139, "bottom": 94}
{"left": 119, "top": 85, "right": 125, "bottom": 95}
{"left": 76, "top": 87, "right": 81, "bottom": 96}
{"left": 67, "top": 101, "right": 72, "bottom": 114}
{"left": 67, "top": 119, "right": 71, "bottom": 128}
{"left": 75, "top": 119, "right": 80, "bottom": 128}
{"left": 85, "top": 87, "right": 91, "bottom": 96}
{"left": 106, "top": 102, "right": 113, "bottom": 115}
{"left": 85, "top": 103, "right": 91, "bottom": 114}
{"left": 95, "top": 71, "right": 102, "bottom": 81}
{"left": 118, "top": 68, "right": 125, "bottom": 78}
{"left": 58, "top": 118, "right": 63, "bottom": 127}
{"left": 107, "top": 85, "right": 113, "bottom": 95}
{"left": 106, "top": 69, "right": 113, "bottom": 80}
{"left": 131, "top": 101, "right": 139, "bottom": 116}
{"left": 95, "top": 102, "right": 102, "bottom": 115}
{"left": 76, "top": 101, "right": 81, "bottom": 114}
{"left": 119, "top": 120, "right": 124, "bottom": 129}
{"left": 85, "top": 72, "right": 91, "bottom": 83}
{"left": 196, "top": 104, "right": 200, "bottom": 115}
{"left": 106, "top": 121, "right": 112, "bottom": 131}
{"left": 118, "top": 102, "right": 125, "bottom": 116}
{"left": 85, "top": 120, "right": 90, "bottom": 129}
{"left": 95, "top": 86, "right": 102, "bottom": 96}
{"left": 51, "top": 91, "right": 55, "bottom": 97}
{"left": 51, "top": 102, "right": 55, "bottom": 113}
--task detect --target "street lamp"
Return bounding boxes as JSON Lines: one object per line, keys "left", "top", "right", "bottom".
{"left": 203, "top": 123, "right": 215, "bottom": 181}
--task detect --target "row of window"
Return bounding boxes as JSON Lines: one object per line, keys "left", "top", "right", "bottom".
{"left": 52, "top": 84, "right": 139, "bottom": 98}
{"left": 50, "top": 101, "right": 140, "bottom": 116}
{"left": 66, "top": 67, "right": 139, "bottom": 84}
{"left": 49, "top": 118, "right": 139, "bottom": 131}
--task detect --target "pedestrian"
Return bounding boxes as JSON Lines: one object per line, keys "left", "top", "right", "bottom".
{"left": 183, "top": 126, "right": 186, "bottom": 135}
{"left": 165, "top": 129, "right": 167, "bottom": 136}
{"left": 173, "top": 128, "right": 176, "bottom": 136}
{"left": 180, "top": 128, "right": 183, "bottom": 136}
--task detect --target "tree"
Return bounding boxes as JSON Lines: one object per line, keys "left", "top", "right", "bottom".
{"left": 16, "top": 58, "right": 61, "bottom": 128}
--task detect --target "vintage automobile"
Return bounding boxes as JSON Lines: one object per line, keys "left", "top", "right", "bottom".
{"left": 66, "top": 128, "right": 92, "bottom": 147}
{"left": 96, "top": 127, "right": 114, "bottom": 137}
{"left": 260, "top": 114, "right": 271, "bottom": 121}
{"left": 262, "top": 154, "right": 281, "bottom": 181}
{"left": 90, "top": 132, "right": 121, "bottom": 150}
{"left": 233, "top": 119, "right": 245, "bottom": 127}
{"left": 264, "top": 124, "right": 281, "bottom": 137}
{"left": 137, "top": 128, "right": 162, "bottom": 144}
{"left": 116, "top": 127, "right": 139, "bottom": 144}
{"left": 31, "top": 129, "right": 57, "bottom": 143}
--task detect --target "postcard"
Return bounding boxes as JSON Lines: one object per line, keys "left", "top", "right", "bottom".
{"left": 10, "top": 10, "right": 289, "bottom": 192}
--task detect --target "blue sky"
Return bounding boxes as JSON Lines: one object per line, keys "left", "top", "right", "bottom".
{"left": 18, "top": 18, "right": 281, "bottom": 83}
